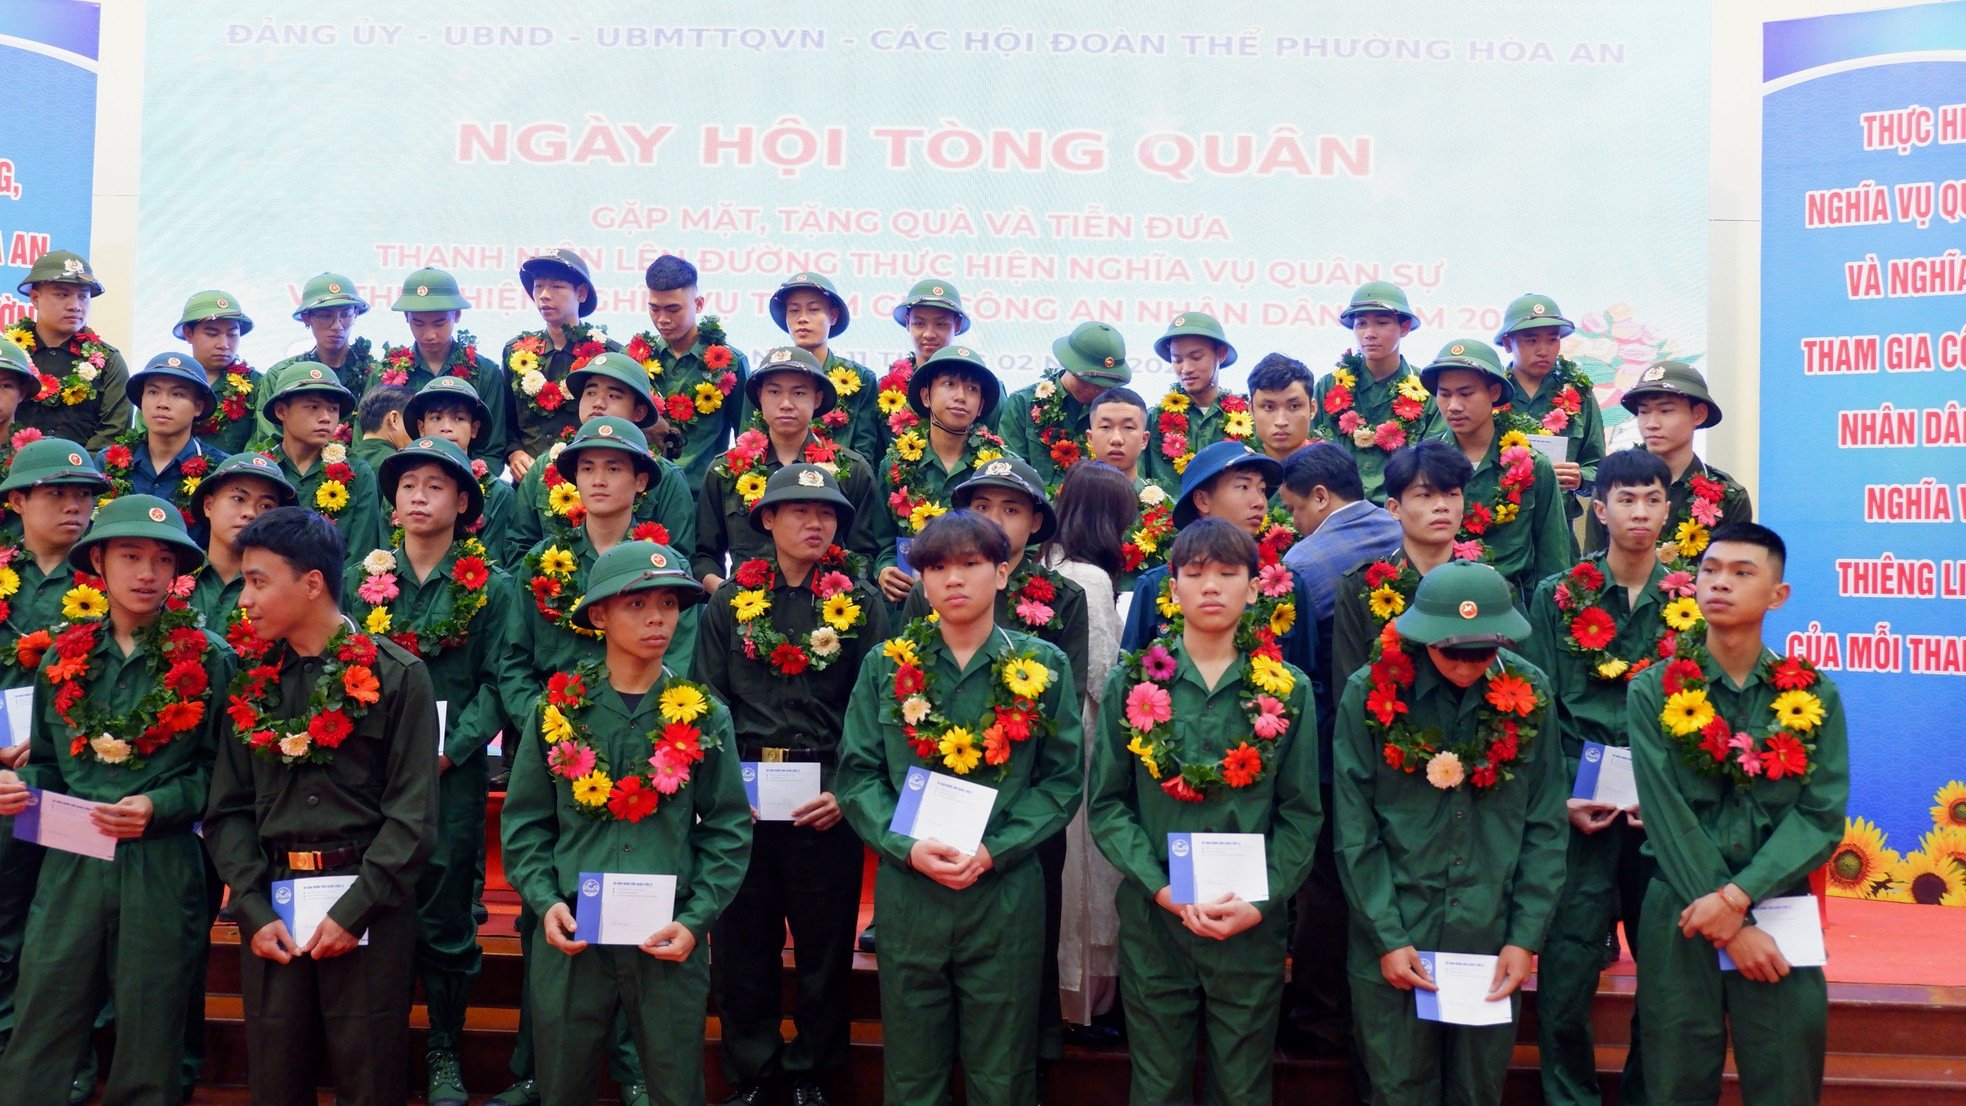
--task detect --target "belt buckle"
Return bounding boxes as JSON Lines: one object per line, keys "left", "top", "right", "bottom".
{"left": 291, "top": 850, "right": 321, "bottom": 872}
{"left": 761, "top": 747, "right": 786, "bottom": 764}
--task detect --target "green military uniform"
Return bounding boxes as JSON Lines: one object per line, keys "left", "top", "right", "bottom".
{"left": 627, "top": 316, "right": 750, "bottom": 490}
{"left": 373, "top": 269, "right": 514, "bottom": 468}
{"left": 184, "top": 454, "right": 298, "bottom": 629}
{"left": 103, "top": 352, "right": 228, "bottom": 541}
{"left": 259, "top": 273, "right": 379, "bottom": 445}
{"left": 0, "top": 439, "right": 108, "bottom": 1049}
{"left": 1087, "top": 641, "right": 1322, "bottom": 1106}
{"left": 693, "top": 466, "right": 889, "bottom": 1093}
{"left": 1330, "top": 549, "right": 1420, "bottom": 687}
{"left": 203, "top": 615, "right": 438, "bottom": 1106}
{"left": 0, "top": 338, "right": 45, "bottom": 535}
{"left": 0, "top": 496, "right": 231, "bottom": 1105}
{"left": 1628, "top": 648, "right": 1847, "bottom": 1105}
{"left": 1498, "top": 295, "right": 1607, "bottom": 533}
{"left": 884, "top": 280, "right": 972, "bottom": 463}
{"left": 1144, "top": 312, "right": 1248, "bottom": 487}
{"left": 405, "top": 375, "right": 516, "bottom": 557}
{"left": 501, "top": 542, "right": 751, "bottom": 1106}
{"left": 1524, "top": 554, "right": 1670, "bottom": 1106}
{"left": 168, "top": 289, "right": 263, "bottom": 455}
{"left": 837, "top": 620, "right": 1082, "bottom": 1106}
{"left": 1584, "top": 362, "right": 1753, "bottom": 563}
{"left": 263, "top": 368, "right": 387, "bottom": 565}
{"left": 1313, "top": 283, "right": 1441, "bottom": 505}
{"left": 504, "top": 250, "right": 622, "bottom": 461}
{"left": 996, "top": 321, "right": 1131, "bottom": 491}
{"left": 352, "top": 433, "right": 396, "bottom": 472}
{"left": 693, "top": 347, "right": 882, "bottom": 582}
{"left": 1333, "top": 562, "right": 1566, "bottom": 1106}
{"left": 869, "top": 345, "right": 1008, "bottom": 581}
{"left": 9, "top": 252, "right": 133, "bottom": 450}
{"left": 747, "top": 273, "right": 882, "bottom": 464}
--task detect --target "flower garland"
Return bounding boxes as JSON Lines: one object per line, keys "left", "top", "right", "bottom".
{"left": 507, "top": 321, "right": 608, "bottom": 417}
{"left": 46, "top": 587, "right": 210, "bottom": 768}
{"left": 1119, "top": 633, "right": 1296, "bottom": 802}
{"left": 1004, "top": 560, "right": 1063, "bottom": 631}
{"left": 885, "top": 425, "right": 1006, "bottom": 534}
{"left": 225, "top": 621, "right": 383, "bottom": 766}
{"left": 1662, "top": 471, "right": 1732, "bottom": 568}
{"left": 1324, "top": 352, "right": 1431, "bottom": 452}
{"left": 351, "top": 538, "right": 493, "bottom": 657}
{"left": 1359, "top": 557, "right": 1423, "bottom": 627}
{"left": 1029, "top": 376, "right": 1091, "bottom": 473}
{"left": 729, "top": 548, "right": 867, "bottom": 675}
{"left": 1363, "top": 620, "right": 1544, "bottom": 790}
{"left": 1455, "top": 414, "right": 1542, "bottom": 560}
{"left": 1550, "top": 558, "right": 1703, "bottom": 682}
{"left": 625, "top": 316, "right": 737, "bottom": 430}
{"left": 1530, "top": 356, "right": 1591, "bottom": 435}
{"left": 820, "top": 358, "right": 862, "bottom": 435}
{"left": 194, "top": 362, "right": 257, "bottom": 437}
{"left": 376, "top": 331, "right": 481, "bottom": 388}
{"left": 1151, "top": 520, "right": 1300, "bottom": 647}
{"left": 878, "top": 355, "right": 922, "bottom": 437}
{"left": 713, "top": 429, "right": 854, "bottom": 509}
{"left": 538, "top": 660, "right": 722, "bottom": 823}
{"left": 265, "top": 441, "right": 355, "bottom": 519}
{"left": 100, "top": 430, "right": 213, "bottom": 522}
{"left": 1120, "top": 482, "right": 1175, "bottom": 575}
{"left": 882, "top": 617, "right": 1055, "bottom": 778}
{"left": 1659, "top": 649, "right": 1824, "bottom": 784}
{"left": 1154, "top": 390, "right": 1254, "bottom": 475}
{"left": 524, "top": 519, "right": 671, "bottom": 638}
{"left": 3, "top": 321, "right": 112, "bottom": 407}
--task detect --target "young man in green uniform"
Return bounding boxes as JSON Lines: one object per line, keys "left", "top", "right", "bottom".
{"left": 186, "top": 454, "right": 297, "bottom": 628}
{"left": 693, "top": 347, "right": 881, "bottom": 591}
{"left": 876, "top": 279, "right": 969, "bottom": 464}
{"left": 6, "top": 251, "right": 132, "bottom": 449}
{"left": 0, "top": 337, "right": 42, "bottom": 469}
{"left": 1145, "top": 311, "right": 1252, "bottom": 486}
{"left": 260, "top": 368, "right": 385, "bottom": 565}
{"left": 260, "top": 272, "right": 378, "bottom": 443}
{"left": 871, "top": 345, "right": 1008, "bottom": 605}
{"left": 502, "top": 539, "right": 751, "bottom": 1106}
{"left": 1312, "top": 281, "right": 1439, "bottom": 505}
{"left": 173, "top": 289, "right": 263, "bottom": 454}
{"left": 0, "top": 494, "right": 231, "bottom": 1106}
{"left": 629, "top": 255, "right": 749, "bottom": 488}
{"left": 760, "top": 273, "right": 881, "bottom": 463}
{"left": 347, "top": 435, "right": 519, "bottom": 1106}
{"left": 695, "top": 464, "right": 888, "bottom": 1106}
{"left": 1085, "top": 386, "right": 1177, "bottom": 588}
{"left": 1333, "top": 559, "right": 1567, "bottom": 1106}
{"left": 352, "top": 384, "right": 412, "bottom": 472}
{"left": 1089, "top": 518, "right": 1322, "bottom": 1106}
{"left": 100, "top": 352, "right": 227, "bottom": 533}
{"left": 996, "top": 321, "right": 1131, "bottom": 491}
{"left": 372, "top": 268, "right": 513, "bottom": 469}
{"left": 504, "top": 250, "right": 619, "bottom": 480}
{"left": 1423, "top": 338, "right": 1572, "bottom": 599}
{"left": 836, "top": 511, "right": 1082, "bottom": 1106}
{"left": 1329, "top": 440, "right": 1472, "bottom": 686}
{"left": 1584, "top": 361, "right": 1753, "bottom": 570}
{"left": 203, "top": 506, "right": 438, "bottom": 1106}
{"left": 405, "top": 375, "right": 515, "bottom": 555}
{"left": 1524, "top": 447, "right": 1678, "bottom": 1106}
{"left": 1629, "top": 523, "right": 1846, "bottom": 1106}
{"left": 1497, "top": 294, "right": 1605, "bottom": 532}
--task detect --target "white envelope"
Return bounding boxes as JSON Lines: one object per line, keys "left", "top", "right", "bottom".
{"left": 743, "top": 761, "right": 822, "bottom": 822}
{"left": 575, "top": 872, "right": 678, "bottom": 945}
{"left": 1415, "top": 951, "right": 1514, "bottom": 1026}
{"left": 1721, "top": 895, "right": 1827, "bottom": 970}
{"left": 1167, "top": 832, "right": 1270, "bottom": 904}
{"left": 889, "top": 765, "right": 997, "bottom": 856}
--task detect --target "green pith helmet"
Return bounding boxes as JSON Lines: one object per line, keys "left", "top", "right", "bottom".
{"left": 745, "top": 345, "right": 838, "bottom": 419}
{"left": 189, "top": 452, "right": 298, "bottom": 520}
{"left": 906, "top": 344, "right": 1001, "bottom": 423}
{"left": 379, "top": 435, "right": 484, "bottom": 528}
{"left": 263, "top": 364, "right": 356, "bottom": 427}
{"left": 0, "top": 337, "right": 39, "bottom": 389}
{"left": 293, "top": 272, "right": 369, "bottom": 320}
{"left": 519, "top": 249, "right": 597, "bottom": 317}
{"left": 748, "top": 462, "right": 856, "bottom": 535}
{"left": 1418, "top": 338, "right": 1510, "bottom": 394}
{"left": 891, "top": 278, "right": 969, "bottom": 333}
{"left": 67, "top": 494, "right": 205, "bottom": 575}
{"left": 770, "top": 272, "right": 850, "bottom": 337}
{"left": 557, "top": 416, "right": 661, "bottom": 482}
{"left": 1154, "top": 311, "right": 1238, "bottom": 368}
{"left": 570, "top": 540, "right": 705, "bottom": 628}
{"left": 173, "top": 289, "right": 254, "bottom": 340}
{"left": 953, "top": 455, "right": 1056, "bottom": 543}
{"left": 1620, "top": 360, "right": 1723, "bottom": 428}
{"left": 565, "top": 351, "right": 657, "bottom": 416}
{"left": 1394, "top": 559, "right": 1531, "bottom": 647}
{"left": 1494, "top": 293, "right": 1576, "bottom": 345}
{"left": 0, "top": 437, "right": 109, "bottom": 495}
{"left": 16, "top": 250, "right": 103, "bottom": 297}
{"left": 1339, "top": 281, "right": 1419, "bottom": 330}
{"left": 392, "top": 268, "right": 471, "bottom": 313}
{"left": 405, "top": 376, "right": 492, "bottom": 453}
{"left": 1052, "top": 322, "right": 1131, "bottom": 387}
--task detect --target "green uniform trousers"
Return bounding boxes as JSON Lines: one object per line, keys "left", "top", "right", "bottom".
{"left": 509, "top": 902, "right": 645, "bottom": 1085}
{"left": 875, "top": 858, "right": 1044, "bottom": 1106}
{"left": 1349, "top": 972, "right": 1517, "bottom": 1106}
{"left": 0, "top": 834, "right": 204, "bottom": 1106}
{"left": 418, "top": 757, "right": 489, "bottom": 1050}
{"left": 1636, "top": 879, "right": 1826, "bottom": 1106}
{"left": 1538, "top": 820, "right": 1653, "bottom": 1106}
{"left": 526, "top": 929, "right": 709, "bottom": 1106}
{"left": 1115, "top": 887, "right": 1288, "bottom": 1106}
{"left": 0, "top": 829, "right": 42, "bottom": 1046}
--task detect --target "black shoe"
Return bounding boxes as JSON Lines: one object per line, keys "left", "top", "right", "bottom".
{"left": 791, "top": 1081, "right": 831, "bottom": 1106}
{"left": 715, "top": 1082, "right": 771, "bottom": 1106}
{"left": 856, "top": 923, "right": 876, "bottom": 953}
{"left": 487, "top": 1078, "right": 540, "bottom": 1106}
{"left": 472, "top": 903, "right": 489, "bottom": 926}
{"left": 1060, "top": 1021, "right": 1123, "bottom": 1049}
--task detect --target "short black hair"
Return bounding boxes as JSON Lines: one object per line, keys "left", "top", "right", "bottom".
{"left": 357, "top": 384, "right": 413, "bottom": 433}
{"left": 1706, "top": 521, "right": 1787, "bottom": 580}
{"left": 907, "top": 509, "right": 1010, "bottom": 571}
{"left": 1281, "top": 441, "right": 1364, "bottom": 502}
{"left": 1384, "top": 439, "right": 1473, "bottom": 501}
{"left": 644, "top": 255, "right": 698, "bottom": 293}
{"left": 235, "top": 506, "right": 346, "bottom": 602}
{"left": 1246, "top": 353, "right": 1313, "bottom": 399}
{"left": 1088, "top": 386, "right": 1149, "bottom": 420}
{"left": 1594, "top": 446, "right": 1671, "bottom": 499}
{"left": 414, "top": 396, "right": 482, "bottom": 427}
{"left": 1169, "top": 517, "right": 1259, "bottom": 577}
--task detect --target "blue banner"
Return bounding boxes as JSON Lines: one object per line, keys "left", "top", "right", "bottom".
{"left": 0, "top": 0, "right": 99, "bottom": 325}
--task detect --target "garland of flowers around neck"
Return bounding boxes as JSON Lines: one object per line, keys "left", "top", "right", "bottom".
{"left": 2, "top": 321, "right": 112, "bottom": 406}
{"left": 1325, "top": 352, "right": 1431, "bottom": 452}
{"left": 376, "top": 331, "right": 481, "bottom": 388}
{"left": 1119, "top": 627, "right": 1296, "bottom": 802}
{"left": 883, "top": 617, "right": 1055, "bottom": 779}
{"left": 878, "top": 355, "right": 922, "bottom": 437}
{"left": 1358, "top": 557, "right": 1423, "bottom": 629}
{"left": 507, "top": 321, "right": 608, "bottom": 417}
{"left": 259, "top": 442, "right": 356, "bottom": 518}
{"left": 1530, "top": 357, "right": 1591, "bottom": 435}
{"left": 196, "top": 361, "right": 257, "bottom": 437}
{"left": 44, "top": 580, "right": 210, "bottom": 769}
{"left": 1004, "top": 559, "right": 1064, "bottom": 632}
{"left": 1153, "top": 519, "right": 1299, "bottom": 645}
{"left": 1454, "top": 410, "right": 1543, "bottom": 561}
{"left": 730, "top": 546, "right": 868, "bottom": 675}
{"left": 536, "top": 449, "right": 663, "bottom": 533}
{"left": 885, "top": 426, "right": 1006, "bottom": 534}
{"left": 352, "top": 537, "right": 493, "bottom": 657}
{"left": 1121, "top": 481, "right": 1175, "bottom": 575}
{"left": 1363, "top": 620, "right": 1544, "bottom": 791}
{"left": 1155, "top": 390, "right": 1253, "bottom": 475}
{"left": 101, "top": 429, "right": 211, "bottom": 521}
{"left": 625, "top": 315, "right": 736, "bottom": 430}
{"left": 1658, "top": 648, "right": 1824, "bottom": 785}
{"left": 714, "top": 429, "right": 854, "bottom": 509}
{"left": 818, "top": 356, "right": 863, "bottom": 435}
{"left": 226, "top": 620, "right": 383, "bottom": 766}
{"left": 1551, "top": 557, "right": 1706, "bottom": 682}
{"left": 5, "top": 562, "right": 94, "bottom": 676}
{"left": 1029, "top": 374, "right": 1091, "bottom": 473}
{"left": 538, "top": 660, "right": 722, "bottom": 823}
{"left": 525, "top": 513, "right": 670, "bottom": 638}
{"left": 1661, "top": 471, "right": 1732, "bottom": 572}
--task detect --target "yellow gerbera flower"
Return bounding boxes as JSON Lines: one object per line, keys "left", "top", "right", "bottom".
{"left": 60, "top": 383, "right": 89, "bottom": 406}
{"left": 547, "top": 482, "right": 582, "bottom": 516}
{"left": 1368, "top": 585, "right": 1405, "bottom": 621}
{"left": 1249, "top": 654, "right": 1294, "bottom": 696}
{"left": 1498, "top": 430, "right": 1531, "bottom": 454}
{"left": 1596, "top": 658, "right": 1630, "bottom": 680}
{"left": 821, "top": 592, "right": 861, "bottom": 631}
{"left": 1222, "top": 411, "right": 1255, "bottom": 439}
{"left": 1895, "top": 849, "right": 1966, "bottom": 906}
{"left": 1660, "top": 689, "right": 1715, "bottom": 736}
{"left": 226, "top": 372, "right": 250, "bottom": 392}
{"left": 1330, "top": 368, "right": 1357, "bottom": 389}
{"left": 828, "top": 366, "right": 861, "bottom": 396}
{"left": 540, "top": 704, "right": 572, "bottom": 745}
{"left": 1002, "top": 657, "right": 1050, "bottom": 700}
{"left": 883, "top": 637, "right": 919, "bottom": 666}
{"left": 181, "top": 475, "right": 202, "bottom": 497}
{"left": 509, "top": 348, "right": 540, "bottom": 375}
{"left": 1674, "top": 519, "right": 1710, "bottom": 558}
{"left": 877, "top": 389, "right": 906, "bottom": 415}
{"left": 658, "top": 682, "right": 709, "bottom": 724}
{"left": 1126, "top": 736, "right": 1163, "bottom": 779}
{"left": 693, "top": 381, "right": 724, "bottom": 414}
{"left": 315, "top": 480, "right": 349, "bottom": 511}
{"left": 1826, "top": 816, "right": 1897, "bottom": 897}
{"left": 1161, "top": 391, "right": 1191, "bottom": 413}
{"left": 571, "top": 770, "right": 613, "bottom": 807}
{"left": 538, "top": 547, "right": 577, "bottom": 577}
{"left": 735, "top": 471, "right": 769, "bottom": 504}
{"left": 1770, "top": 690, "right": 1825, "bottom": 733}
{"left": 1661, "top": 596, "right": 1703, "bottom": 632}
{"left": 363, "top": 607, "right": 392, "bottom": 634}
{"left": 732, "top": 590, "right": 770, "bottom": 623}
{"left": 1268, "top": 602, "right": 1296, "bottom": 636}
{"left": 908, "top": 501, "right": 947, "bottom": 532}
{"left": 60, "top": 585, "right": 108, "bottom": 621}
{"left": 1155, "top": 588, "right": 1180, "bottom": 619}
{"left": 1135, "top": 530, "right": 1159, "bottom": 556}
{"left": 1932, "top": 781, "right": 1966, "bottom": 829}
{"left": 1396, "top": 375, "right": 1429, "bottom": 402}
{"left": 894, "top": 432, "right": 926, "bottom": 462}
{"left": 0, "top": 565, "right": 18, "bottom": 601}
{"left": 939, "top": 727, "right": 981, "bottom": 775}
{"left": 1493, "top": 502, "right": 1520, "bottom": 524}
{"left": 976, "top": 449, "right": 1003, "bottom": 464}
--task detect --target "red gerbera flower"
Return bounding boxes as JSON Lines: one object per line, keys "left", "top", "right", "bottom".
{"left": 703, "top": 344, "right": 733, "bottom": 370}
{"left": 453, "top": 556, "right": 489, "bottom": 590}
{"left": 1569, "top": 607, "right": 1617, "bottom": 651}
{"left": 308, "top": 710, "right": 353, "bottom": 749}
{"left": 771, "top": 643, "right": 810, "bottom": 676}
{"left": 1221, "top": 742, "right": 1263, "bottom": 788}
{"left": 607, "top": 775, "right": 659, "bottom": 823}
{"left": 1761, "top": 733, "right": 1809, "bottom": 779}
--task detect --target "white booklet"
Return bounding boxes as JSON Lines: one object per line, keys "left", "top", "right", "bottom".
{"left": 1167, "top": 832, "right": 1270, "bottom": 904}
{"left": 575, "top": 872, "right": 678, "bottom": 945}
{"left": 1414, "top": 951, "right": 1514, "bottom": 1026}
{"left": 0, "top": 685, "right": 32, "bottom": 748}
{"left": 1525, "top": 433, "right": 1574, "bottom": 466}
{"left": 888, "top": 765, "right": 997, "bottom": 856}
{"left": 742, "top": 761, "right": 822, "bottom": 822}
{"left": 1720, "top": 895, "right": 1827, "bottom": 970}
{"left": 11, "top": 788, "right": 115, "bottom": 860}
{"left": 1571, "top": 742, "right": 1641, "bottom": 809}
{"left": 272, "top": 875, "right": 370, "bottom": 948}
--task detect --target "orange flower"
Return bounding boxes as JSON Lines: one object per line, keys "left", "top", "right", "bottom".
{"left": 1221, "top": 742, "right": 1263, "bottom": 788}
{"left": 1484, "top": 673, "right": 1537, "bottom": 716}
{"left": 15, "top": 629, "right": 52, "bottom": 669}
{"left": 341, "top": 664, "right": 381, "bottom": 706}
{"left": 46, "top": 652, "right": 89, "bottom": 682}
{"left": 982, "top": 723, "right": 1010, "bottom": 766}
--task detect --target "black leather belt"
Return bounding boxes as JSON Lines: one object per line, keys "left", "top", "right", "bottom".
{"left": 281, "top": 845, "right": 363, "bottom": 872}
{"left": 736, "top": 743, "right": 832, "bottom": 765}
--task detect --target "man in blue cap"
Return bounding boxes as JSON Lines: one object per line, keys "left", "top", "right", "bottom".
{"left": 100, "top": 352, "right": 227, "bottom": 535}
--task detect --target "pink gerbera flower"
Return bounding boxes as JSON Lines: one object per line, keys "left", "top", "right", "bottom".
{"left": 1251, "top": 696, "right": 1289, "bottom": 739}
{"left": 547, "top": 742, "right": 595, "bottom": 780}
{"left": 1141, "top": 644, "right": 1177, "bottom": 682}
{"left": 1258, "top": 562, "right": 1293, "bottom": 598}
{"left": 648, "top": 746, "right": 688, "bottom": 794}
{"left": 356, "top": 573, "right": 399, "bottom": 605}
{"left": 1124, "top": 682, "right": 1173, "bottom": 732}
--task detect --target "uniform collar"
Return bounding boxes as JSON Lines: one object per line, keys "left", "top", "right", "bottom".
{"left": 1171, "top": 638, "right": 1239, "bottom": 698}
{"left": 922, "top": 621, "right": 1013, "bottom": 679}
